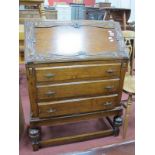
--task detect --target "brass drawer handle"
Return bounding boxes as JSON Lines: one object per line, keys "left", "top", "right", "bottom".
{"left": 44, "top": 73, "right": 55, "bottom": 78}
{"left": 47, "top": 108, "right": 56, "bottom": 113}
{"left": 104, "top": 102, "right": 112, "bottom": 106}
{"left": 106, "top": 69, "right": 115, "bottom": 74}
{"left": 45, "top": 91, "right": 55, "bottom": 96}
{"left": 105, "top": 86, "right": 113, "bottom": 90}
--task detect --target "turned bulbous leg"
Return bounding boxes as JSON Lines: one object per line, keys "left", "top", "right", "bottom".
{"left": 29, "top": 127, "right": 41, "bottom": 151}
{"left": 113, "top": 116, "right": 123, "bottom": 136}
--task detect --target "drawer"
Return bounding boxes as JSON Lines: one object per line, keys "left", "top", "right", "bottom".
{"left": 37, "top": 79, "right": 120, "bottom": 101}
{"left": 35, "top": 63, "right": 121, "bottom": 82}
{"left": 38, "top": 94, "right": 118, "bottom": 118}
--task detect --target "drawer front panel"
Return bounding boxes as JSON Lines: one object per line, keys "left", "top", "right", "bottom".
{"left": 37, "top": 79, "right": 120, "bottom": 100}
{"left": 38, "top": 95, "right": 118, "bottom": 118}
{"left": 35, "top": 63, "right": 121, "bottom": 82}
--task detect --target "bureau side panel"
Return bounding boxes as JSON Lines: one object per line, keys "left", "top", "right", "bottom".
{"left": 117, "top": 60, "right": 128, "bottom": 103}
{"left": 26, "top": 65, "right": 39, "bottom": 117}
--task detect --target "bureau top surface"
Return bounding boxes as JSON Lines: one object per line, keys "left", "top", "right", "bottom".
{"left": 25, "top": 20, "right": 128, "bottom": 64}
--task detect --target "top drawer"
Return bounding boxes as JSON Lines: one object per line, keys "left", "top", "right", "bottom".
{"left": 35, "top": 63, "right": 121, "bottom": 82}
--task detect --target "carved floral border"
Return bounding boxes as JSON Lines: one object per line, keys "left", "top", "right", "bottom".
{"left": 25, "top": 20, "right": 129, "bottom": 64}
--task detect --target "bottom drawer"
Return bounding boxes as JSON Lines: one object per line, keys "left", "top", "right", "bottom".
{"left": 38, "top": 94, "right": 119, "bottom": 118}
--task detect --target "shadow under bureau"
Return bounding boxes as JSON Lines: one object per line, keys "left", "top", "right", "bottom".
{"left": 25, "top": 20, "right": 129, "bottom": 151}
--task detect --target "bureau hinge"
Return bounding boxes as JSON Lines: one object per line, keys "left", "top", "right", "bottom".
{"left": 121, "top": 62, "right": 127, "bottom": 68}
{"left": 29, "top": 68, "right": 35, "bottom": 76}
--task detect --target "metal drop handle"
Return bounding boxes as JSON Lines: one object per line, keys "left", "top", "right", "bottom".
{"left": 105, "top": 86, "right": 113, "bottom": 90}
{"left": 106, "top": 69, "right": 115, "bottom": 74}
{"left": 47, "top": 108, "right": 56, "bottom": 113}
{"left": 45, "top": 73, "right": 55, "bottom": 78}
{"left": 104, "top": 102, "right": 112, "bottom": 106}
{"left": 45, "top": 91, "right": 55, "bottom": 96}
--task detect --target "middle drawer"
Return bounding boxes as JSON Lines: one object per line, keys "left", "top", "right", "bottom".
{"left": 37, "top": 79, "right": 120, "bottom": 101}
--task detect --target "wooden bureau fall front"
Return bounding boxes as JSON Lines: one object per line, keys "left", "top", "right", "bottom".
{"left": 25, "top": 20, "right": 129, "bottom": 151}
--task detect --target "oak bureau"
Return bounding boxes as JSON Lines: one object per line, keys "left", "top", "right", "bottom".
{"left": 25, "top": 20, "right": 129, "bottom": 151}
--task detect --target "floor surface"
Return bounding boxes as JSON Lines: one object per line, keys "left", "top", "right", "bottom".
{"left": 64, "top": 142, "right": 135, "bottom": 155}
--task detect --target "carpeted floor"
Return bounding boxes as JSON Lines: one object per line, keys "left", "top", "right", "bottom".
{"left": 19, "top": 64, "right": 135, "bottom": 155}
